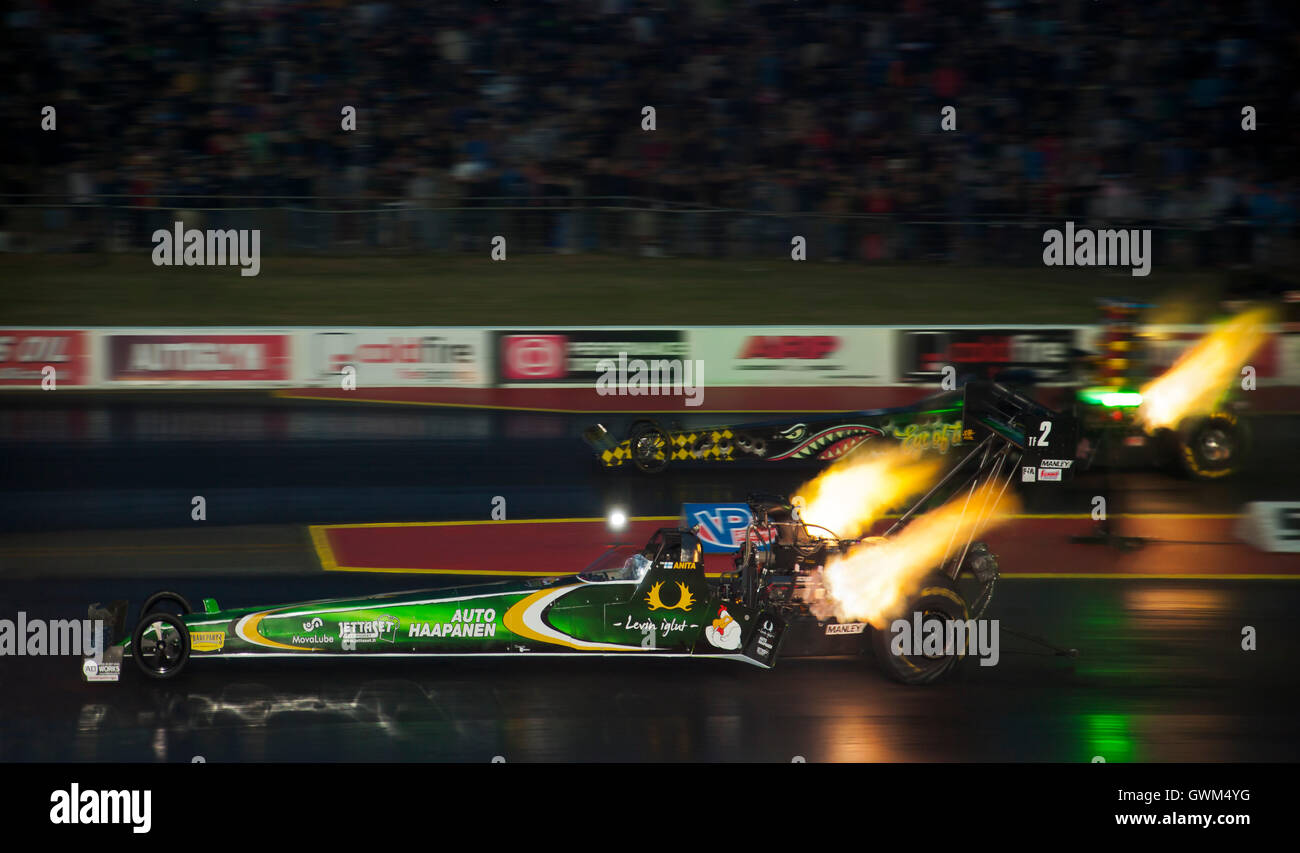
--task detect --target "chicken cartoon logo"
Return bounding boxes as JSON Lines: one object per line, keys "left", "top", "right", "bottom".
{"left": 705, "top": 604, "right": 743, "bottom": 650}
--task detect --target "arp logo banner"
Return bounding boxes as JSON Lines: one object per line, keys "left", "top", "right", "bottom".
{"left": 683, "top": 503, "right": 773, "bottom": 553}
{"left": 686, "top": 327, "right": 889, "bottom": 385}
{"left": 740, "top": 335, "right": 839, "bottom": 360}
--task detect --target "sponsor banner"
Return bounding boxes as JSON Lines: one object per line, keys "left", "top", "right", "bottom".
{"left": 191, "top": 631, "right": 226, "bottom": 652}
{"left": 899, "top": 327, "right": 1081, "bottom": 384}
{"left": 7, "top": 324, "right": 1294, "bottom": 392}
{"left": 81, "top": 648, "right": 124, "bottom": 683}
{"left": 682, "top": 503, "right": 774, "bottom": 554}
{"left": 107, "top": 332, "right": 291, "bottom": 383}
{"left": 0, "top": 330, "right": 91, "bottom": 387}
{"left": 306, "top": 329, "right": 488, "bottom": 387}
{"left": 1236, "top": 502, "right": 1300, "bottom": 553}
{"left": 687, "top": 328, "right": 893, "bottom": 386}
{"left": 897, "top": 328, "right": 1080, "bottom": 384}
{"left": 496, "top": 329, "right": 687, "bottom": 385}
{"left": 501, "top": 334, "right": 566, "bottom": 380}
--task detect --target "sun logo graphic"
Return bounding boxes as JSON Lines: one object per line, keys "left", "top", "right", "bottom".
{"left": 645, "top": 581, "right": 695, "bottom": 612}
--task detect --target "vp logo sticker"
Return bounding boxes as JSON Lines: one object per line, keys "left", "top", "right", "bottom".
{"left": 683, "top": 503, "right": 772, "bottom": 553}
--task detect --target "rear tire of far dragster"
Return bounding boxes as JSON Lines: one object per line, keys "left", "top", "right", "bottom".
{"left": 140, "top": 590, "right": 193, "bottom": 617}
{"left": 131, "top": 611, "right": 191, "bottom": 680}
{"left": 1177, "top": 412, "right": 1249, "bottom": 480}
{"left": 628, "top": 420, "right": 670, "bottom": 473}
{"left": 869, "top": 573, "right": 970, "bottom": 685}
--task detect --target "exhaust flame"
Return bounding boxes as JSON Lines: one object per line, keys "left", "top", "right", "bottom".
{"left": 1137, "top": 307, "right": 1274, "bottom": 432}
{"left": 795, "top": 447, "right": 944, "bottom": 540}
{"left": 815, "top": 481, "right": 1020, "bottom": 627}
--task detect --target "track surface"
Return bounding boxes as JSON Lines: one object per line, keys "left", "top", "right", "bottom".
{"left": 1, "top": 394, "right": 1298, "bottom": 762}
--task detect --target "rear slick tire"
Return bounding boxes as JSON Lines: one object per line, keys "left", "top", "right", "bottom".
{"left": 1178, "top": 413, "right": 1248, "bottom": 480}
{"left": 870, "top": 573, "right": 970, "bottom": 685}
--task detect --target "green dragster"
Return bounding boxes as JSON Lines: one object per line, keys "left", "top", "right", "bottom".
{"left": 115, "top": 528, "right": 792, "bottom": 680}
{"left": 100, "top": 380, "right": 1070, "bottom": 686}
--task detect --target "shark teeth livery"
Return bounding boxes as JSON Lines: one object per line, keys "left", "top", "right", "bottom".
{"left": 768, "top": 425, "right": 883, "bottom": 461}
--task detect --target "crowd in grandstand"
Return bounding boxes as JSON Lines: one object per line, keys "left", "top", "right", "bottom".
{"left": 2, "top": 0, "right": 1295, "bottom": 261}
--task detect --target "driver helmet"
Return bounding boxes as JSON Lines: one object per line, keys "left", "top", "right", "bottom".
{"left": 625, "top": 553, "right": 652, "bottom": 580}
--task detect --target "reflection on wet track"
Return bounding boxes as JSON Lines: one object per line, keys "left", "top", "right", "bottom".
{"left": 2, "top": 578, "right": 1296, "bottom": 762}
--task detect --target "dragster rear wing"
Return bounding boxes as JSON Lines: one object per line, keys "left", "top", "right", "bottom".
{"left": 961, "top": 381, "right": 1079, "bottom": 480}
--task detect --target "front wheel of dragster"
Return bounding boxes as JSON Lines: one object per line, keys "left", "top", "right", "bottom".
{"left": 1177, "top": 412, "right": 1249, "bottom": 480}
{"left": 140, "top": 590, "right": 193, "bottom": 617}
{"left": 628, "top": 419, "right": 670, "bottom": 473}
{"left": 869, "top": 573, "right": 970, "bottom": 685}
{"left": 132, "top": 611, "right": 190, "bottom": 680}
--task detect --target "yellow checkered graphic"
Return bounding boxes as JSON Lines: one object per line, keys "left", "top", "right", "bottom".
{"left": 600, "top": 428, "right": 735, "bottom": 467}
{"left": 600, "top": 445, "right": 634, "bottom": 465}
{"left": 669, "top": 429, "right": 734, "bottom": 461}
